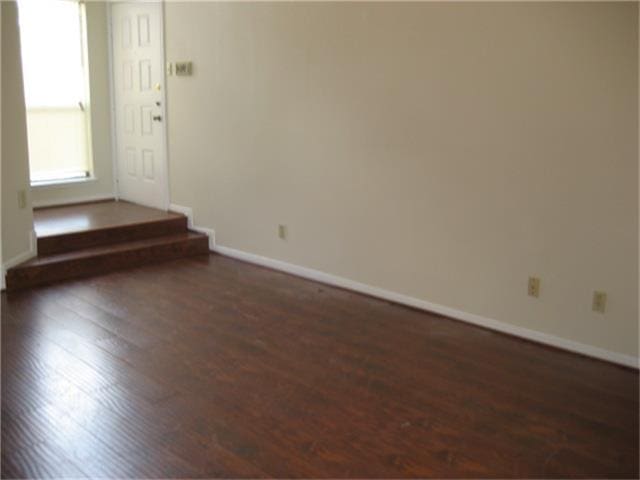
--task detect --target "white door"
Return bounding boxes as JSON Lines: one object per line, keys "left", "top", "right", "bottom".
{"left": 111, "top": 2, "right": 168, "bottom": 210}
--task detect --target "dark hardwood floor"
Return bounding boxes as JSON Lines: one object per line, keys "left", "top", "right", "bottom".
{"left": 2, "top": 254, "right": 638, "bottom": 478}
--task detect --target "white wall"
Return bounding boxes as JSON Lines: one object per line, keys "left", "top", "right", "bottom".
{"left": 29, "top": 1, "right": 114, "bottom": 207}
{"left": 165, "top": 2, "right": 639, "bottom": 361}
{"left": 1, "top": 1, "right": 34, "bottom": 266}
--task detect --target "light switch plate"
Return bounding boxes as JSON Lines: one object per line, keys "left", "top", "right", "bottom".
{"left": 175, "top": 61, "right": 193, "bottom": 76}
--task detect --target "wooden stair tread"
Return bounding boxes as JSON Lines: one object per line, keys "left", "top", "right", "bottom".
{"left": 6, "top": 231, "right": 209, "bottom": 290}
{"left": 15, "top": 232, "right": 207, "bottom": 268}
{"left": 34, "top": 200, "right": 185, "bottom": 237}
{"left": 36, "top": 213, "right": 189, "bottom": 256}
{"left": 36, "top": 214, "right": 186, "bottom": 239}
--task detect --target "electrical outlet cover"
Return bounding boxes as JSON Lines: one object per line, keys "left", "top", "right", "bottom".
{"left": 528, "top": 277, "right": 540, "bottom": 298}
{"left": 592, "top": 291, "right": 607, "bottom": 313}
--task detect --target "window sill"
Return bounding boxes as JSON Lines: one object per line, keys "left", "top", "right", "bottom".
{"left": 31, "top": 176, "right": 98, "bottom": 189}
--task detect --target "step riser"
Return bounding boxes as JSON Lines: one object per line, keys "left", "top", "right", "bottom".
{"left": 38, "top": 216, "right": 188, "bottom": 256}
{"left": 6, "top": 236, "right": 208, "bottom": 291}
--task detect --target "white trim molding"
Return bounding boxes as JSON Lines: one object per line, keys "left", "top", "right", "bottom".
{"left": 106, "top": 2, "right": 119, "bottom": 202}
{"left": 169, "top": 203, "right": 194, "bottom": 228}
{"left": 32, "top": 194, "right": 115, "bottom": 209}
{"left": 169, "top": 203, "right": 215, "bottom": 250}
{"left": 31, "top": 176, "right": 98, "bottom": 190}
{"left": 212, "top": 244, "right": 639, "bottom": 370}
{"left": 1, "top": 229, "right": 38, "bottom": 291}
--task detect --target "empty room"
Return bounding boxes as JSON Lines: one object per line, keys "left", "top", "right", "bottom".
{"left": 0, "top": 0, "right": 638, "bottom": 478}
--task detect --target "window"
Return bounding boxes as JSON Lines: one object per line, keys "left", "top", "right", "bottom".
{"left": 18, "top": 0, "right": 92, "bottom": 185}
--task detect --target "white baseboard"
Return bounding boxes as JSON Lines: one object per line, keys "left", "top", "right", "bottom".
{"left": 212, "top": 244, "right": 639, "bottom": 369}
{"left": 32, "top": 194, "right": 115, "bottom": 209}
{"left": 3, "top": 248, "right": 36, "bottom": 271}
{"left": 1, "top": 231, "right": 38, "bottom": 291}
{"left": 169, "top": 203, "right": 194, "bottom": 228}
{"left": 169, "top": 203, "right": 215, "bottom": 249}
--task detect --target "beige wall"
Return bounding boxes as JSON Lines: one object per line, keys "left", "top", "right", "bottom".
{"left": 1, "top": 0, "right": 3, "bottom": 269}
{"left": 166, "top": 2, "right": 638, "bottom": 358}
{"left": 30, "top": 1, "right": 114, "bottom": 207}
{"left": 2, "top": 1, "right": 33, "bottom": 263}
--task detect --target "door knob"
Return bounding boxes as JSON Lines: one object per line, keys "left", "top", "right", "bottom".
{"left": 152, "top": 115, "right": 162, "bottom": 122}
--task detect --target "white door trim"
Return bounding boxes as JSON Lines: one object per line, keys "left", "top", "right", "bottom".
{"left": 106, "top": 3, "right": 119, "bottom": 201}
{"left": 108, "top": 1, "right": 170, "bottom": 211}
{"left": 156, "top": 0, "right": 170, "bottom": 211}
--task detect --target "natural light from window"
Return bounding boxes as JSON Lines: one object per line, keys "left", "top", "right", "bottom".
{"left": 18, "top": 0, "right": 92, "bottom": 184}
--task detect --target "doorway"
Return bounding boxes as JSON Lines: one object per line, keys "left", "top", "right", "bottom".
{"left": 110, "top": 2, "right": 169, "bottom": 211}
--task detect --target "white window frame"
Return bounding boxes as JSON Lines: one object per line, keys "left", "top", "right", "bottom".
{"left": 19, "top": 0, "right": 95, "bottom": 187}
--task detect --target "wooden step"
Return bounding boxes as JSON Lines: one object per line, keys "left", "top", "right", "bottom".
{"left": 37, "top": 215, "right": 188, "bottom": 255}
{"left": 6, "top": 232, "right": 208, "bottom": 291}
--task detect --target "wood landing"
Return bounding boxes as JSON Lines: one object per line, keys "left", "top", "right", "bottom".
{"left": 5, "top": 201, "right": 208, "bottom": 290}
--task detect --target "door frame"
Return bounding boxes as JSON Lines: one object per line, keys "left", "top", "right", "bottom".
{"left": 107, "top": 1, "right": 170, "bottom": 211}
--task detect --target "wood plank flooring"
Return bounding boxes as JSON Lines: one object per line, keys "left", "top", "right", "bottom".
{"left": 33, "top": 200, "right": 183, "bottom": 237}
{"left": 2, "top": 254, "right": 638, "bottom": 478}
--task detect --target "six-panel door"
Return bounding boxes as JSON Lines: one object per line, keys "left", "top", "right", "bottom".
{"left": 112, "top": 2, "right": 167, "bottom": 210}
